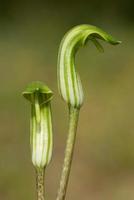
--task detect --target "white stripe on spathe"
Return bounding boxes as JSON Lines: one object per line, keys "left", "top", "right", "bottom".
{"left": 47, "top": 105, "right": 53, "bottom": 165}
{"left": 41, "top": 105, "right": 49, "bottom": 167}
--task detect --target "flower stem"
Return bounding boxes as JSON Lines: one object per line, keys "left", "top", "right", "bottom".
{"left": 36, "top": 169, "right": 45, "bottom": 200}
{"left": 56, "top": 106, "right": 80, "bottom": 200}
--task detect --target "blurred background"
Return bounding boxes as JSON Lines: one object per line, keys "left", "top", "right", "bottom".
{"left": 0, "top": 0, "right": 134, "bottom": 199}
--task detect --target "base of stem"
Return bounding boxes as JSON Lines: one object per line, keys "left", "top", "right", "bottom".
{"left": 36, "top": 169, "right": 45, "bottom": 200}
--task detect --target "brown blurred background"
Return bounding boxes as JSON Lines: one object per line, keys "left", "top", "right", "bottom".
{"left": 0, "top": 0, "right": 134, "bottom": 199}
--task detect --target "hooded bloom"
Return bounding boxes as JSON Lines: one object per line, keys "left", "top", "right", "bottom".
{"left": 57, "top": 24, "right": 121, "bottom": 108}
{"left": 22, "top": 81, "right": 53, "bottom": 169}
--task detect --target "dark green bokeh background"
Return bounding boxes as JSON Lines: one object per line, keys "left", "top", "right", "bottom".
{"left": 0, "top": 0, "right": 134, "bottom": 199}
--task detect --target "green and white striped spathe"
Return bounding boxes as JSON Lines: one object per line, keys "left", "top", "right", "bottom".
{"left": 23, "top": 82, "right": 53, "bottom": 169}
{"left": 58, "top": 24, "right": 121, "bottom": 108}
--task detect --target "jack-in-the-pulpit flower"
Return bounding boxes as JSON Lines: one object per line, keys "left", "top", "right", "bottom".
{"left": 22, "top": 81, "right": 53, "bottom": 169}
{"left": 56, "top": 24, "right": 121, "bottom": 200}
{"left": 57, "top": 24, "right": 121, "bottom": 108}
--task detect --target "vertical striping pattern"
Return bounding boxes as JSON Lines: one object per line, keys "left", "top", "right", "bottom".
{"left": 57, "top": 24, "right": 121, "bottom": 108}
{"left": 31, "top": 102, "right": 53, "bottom": 168}
{"left": 22, "top": 81, "right": 53, "bottom": 169}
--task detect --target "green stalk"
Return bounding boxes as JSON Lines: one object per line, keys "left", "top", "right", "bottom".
{"left": 56, "top": 106, "right": 79, "bottom": 200}
{"left": 36, "top": 169, "right": 45, "bottom": 200}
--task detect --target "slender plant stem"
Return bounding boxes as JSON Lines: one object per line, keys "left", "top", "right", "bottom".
{"left": 56, "top": 106, "right": 80, "bottom": 200}
{"left": 36, "top": 169, "right": 45, "bottom": 200}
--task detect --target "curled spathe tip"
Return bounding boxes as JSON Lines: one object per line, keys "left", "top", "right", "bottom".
{"left": 57, "top": 24, "right": 121, "bottom": 108}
